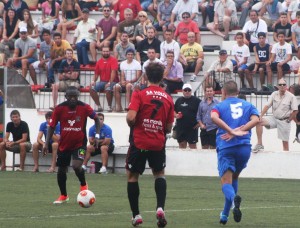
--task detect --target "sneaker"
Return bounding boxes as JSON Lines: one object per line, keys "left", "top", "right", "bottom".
{"left": 232, "top": 195, "right": 242, "bottom": 223}
{"left": 190, "top": 74, "right": 197, "bottom": 82}
{"left": 219, "top": 211, "right": 228, "bottom": 225}
{"left": 252, "top": 144, "right": 264, "bottom": 153}
{"left": 267, "top": 84, "right": 275, "bottom": 92}
{"left": 81, "top": 165, "right": 87, "bottom": 171}
{"left": 80, "top": 183, "right": 88, "bottom": 191}
{"left": 132, "top": 214, "right": 143, "bottom": 227}
{"left": 53, "top": 195, "right": 69, "bottom": 204}
{"left": 99, "top": 166, "right": 108, "bottom": 174}
{"left": 156, "top": 207, "right": 167, "bottom": 227}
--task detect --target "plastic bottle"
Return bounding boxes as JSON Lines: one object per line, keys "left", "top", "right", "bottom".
{"left": 90, "top": 161, "right": 95, "bottom": 174}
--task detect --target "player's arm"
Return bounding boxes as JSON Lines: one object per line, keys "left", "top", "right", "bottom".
{"left": 240, "top": 114, "right": 260, "bottom": 131}
{"left": 166, "top": 123, "right": 173, "bottom": 134}
{"left": 43, "top": 126, "right": 55, "bottom": 155}
{"left": 94, "top": 115, "right": 101, "bottom": 148}
{"left": 127, "top": 110, "right": 137, "bottom": 127}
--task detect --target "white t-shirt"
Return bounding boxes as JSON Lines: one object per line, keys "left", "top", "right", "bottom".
{"left": 232, "top": 43, "right": 250, "bottom": 65}
{"left": 288, "top": 0, "right": 300, "bottom": 21}
{"left": 172, "top": 0, "right": 199, "bottom": 22}
{"left": 271, "top": 42, "right": 292, "bottom": 63}
{"left": 242, "top": 19, "right": 268, "bottom": 43}
{"left": 19, "top": 20, "right": 38, "bottom": 35}
{"left": 120, "top": 59, "right": 142, "bottom": 81}
{"left": 160, "top": 39, "right": 180, "bottom": 62}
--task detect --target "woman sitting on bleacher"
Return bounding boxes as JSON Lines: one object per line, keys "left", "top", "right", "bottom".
{"left": 40, "top": 0, "right": 60, "bottom": 32}
{"left": 56, "top": 0, "right": 82, "bottom": 40}
{"left": 19, "top": 9, "right": 39, "bottom": 40}
{"left": 133, "top": 10, "right": 153, "bottom": 43}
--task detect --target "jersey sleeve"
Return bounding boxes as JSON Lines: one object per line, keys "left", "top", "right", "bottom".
{"left": 87, "top": 104, "right": 97, "bottom": 119}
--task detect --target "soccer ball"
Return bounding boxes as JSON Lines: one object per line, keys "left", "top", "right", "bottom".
{"left": 77, "top": 190, "right": 96, "bottom": 208}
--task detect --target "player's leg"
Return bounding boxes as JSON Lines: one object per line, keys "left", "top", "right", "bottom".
{"left": 72, "top": 147, "right": 88, "bottom": 191}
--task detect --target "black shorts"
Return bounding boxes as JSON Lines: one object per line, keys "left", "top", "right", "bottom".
{"left": 125, "top": 143, "right": 166, "bottom": 174}
{"left": 270, "top": 62, "right": 290, "bottom": 72}
{"left": 200, "top": 128, "right": 217, "bottom": 147}
{"left": 57, "top": 146, "right": 86, "bottom": 167}
{"left": 183, "top": 61, "right": 196, "bottom": 72}
{"left": 177, "top": 127, "right": 198, "bottom": 144}
{"left": 247, "top": 63, "right": 266, "bottom": 72}
{"left": 91, "top": 143, "right": 115, "bottom": 156}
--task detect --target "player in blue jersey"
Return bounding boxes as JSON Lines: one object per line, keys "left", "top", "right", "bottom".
{"left": 211, "top": 81, "right": 259, "bottom": 225}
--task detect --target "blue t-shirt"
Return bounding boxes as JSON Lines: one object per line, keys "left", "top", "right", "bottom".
{"left": 212, "top": 97, "right": 259, "bottom": 150}
{"left": 39, "top": 121, "right": 60, "bottom": 143}
{"left": 89, "top": 124, "right": 114, "bottom": 144}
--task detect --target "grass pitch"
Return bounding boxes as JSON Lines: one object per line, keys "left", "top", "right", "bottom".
{"left": 0, "top": 172, "right": 300, "bottom": 228}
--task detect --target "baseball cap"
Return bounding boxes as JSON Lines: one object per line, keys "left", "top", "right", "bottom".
{"left": 82, "top": 8, "right": 89, "bottom": 13}
{"left": 182, "top": 84, "right": 192, "bottom": 90}
{"left": 219, "top": 50, "right": 227, "bottom": 55}
{"left": 19, "top": 27, "right": 27, "bottom": 33}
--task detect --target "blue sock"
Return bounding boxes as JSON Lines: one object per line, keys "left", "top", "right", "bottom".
{"left": 222, "top": 183, "right": 235, "bottom": 216}
{"left": 232, "top": 180, "right": 238, "bottom": 194}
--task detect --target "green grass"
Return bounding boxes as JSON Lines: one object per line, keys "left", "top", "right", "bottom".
{"left": 0, "top": 172, "right": 300, "bottom": 227}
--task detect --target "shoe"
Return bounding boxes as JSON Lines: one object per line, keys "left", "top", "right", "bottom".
{"left": 80, "top": 183, "right": 88, "bottom": 191}
{"left": 252, "top": 144, "right": 264, "bottom": 153}
{"left": 232, "top": 195, "right": 242, "bottom": 223}
{"left": 156, "top": 207, "right": 167, "bottom": 227}
{"left": 267, "top": 84, "right": 274, "bottom": 92}
{"left": 53, "top": 195, "right": 69, "bottom": 204}
{"left": 107, "top": 106, "right": 113, "bottom": 112}
{"left": 96, "top": 106, "right": 103, "bottom": 112}
{"left": 219, "top": 211, "right": 228, "bottom": 225}
{"left": 81, "top": 165, "right": 87, "bottom": 171}
{"left": 190, "top": 74, "right": 197, "bottom": 82}
{"left": 15, "top": 168, "right": 23, "bottom": 172}
{"left": 99, "top": 166, "right": 108, "bottom": 174}
{"left": 132, "top": 214, "right": 143, "bottom": 227}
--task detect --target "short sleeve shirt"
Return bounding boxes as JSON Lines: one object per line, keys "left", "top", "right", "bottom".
{"left": 271, "top": 42, "right": 292, "bottom": 63}
{"left": 15, "top": 37, "right": 38, "bottom": 60}
{"left": 89, "top": 124, "right": 114, "bottom": 144}
{"left": 174, "top": 20, "right": 200, "bottom": 44}
{"left": 95, "top": 56, "right": 118, "bottom": 82}
{"left": 6, "top": 120, "right": 30, "bottom": 142}
{"left": 97, "top": 17, "right": 118, "bottom": 40}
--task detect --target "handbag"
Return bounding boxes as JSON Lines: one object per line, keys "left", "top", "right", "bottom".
{"left": 289, "top": 56, "right": 300, "bottom": 71}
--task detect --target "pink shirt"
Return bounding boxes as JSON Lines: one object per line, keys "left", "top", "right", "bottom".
{"left": 42, "top": 1, "right": 60, "bottom": 17}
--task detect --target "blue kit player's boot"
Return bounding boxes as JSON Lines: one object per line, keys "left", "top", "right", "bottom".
{"left": 219, "top": 211, "right": 228, "bottom": 225}
{"left": 233, "top": 195, "right": 242, "bottom": 223}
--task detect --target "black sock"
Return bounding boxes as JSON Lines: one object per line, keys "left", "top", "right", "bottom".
{"left": 127, "top": 182, "right": 140, "bottom": 217}
{"left": 57, "top": 168, "right": 67, "bottom": 196}
{"left": 155, "top": 177, "right": 167, "bottom": 210}
{"left": 75, "top": 167, "right": 86, "bottom": 186}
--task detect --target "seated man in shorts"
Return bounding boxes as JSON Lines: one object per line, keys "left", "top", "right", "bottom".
{"left": 82, "top": 113, "right": 115, "bottom": 174}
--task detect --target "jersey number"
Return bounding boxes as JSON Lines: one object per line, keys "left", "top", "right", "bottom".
{"left": 230, "top": 103, "right": 243, "bottom": 119}
{"left": 151, "top": 100, "right": 163, "bottom": 118}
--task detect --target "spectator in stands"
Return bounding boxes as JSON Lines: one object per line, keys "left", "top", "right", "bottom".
{"left": 179, "top": 31, "right": 204, "bottom": 82}
{"left": 204, "top": 50, "right": 233, "bottom": 90}
{"left": 96, "top": 4, "right": 118, "bottom": 50}
{"left": 268, "top": 31, "right": 292, "bottom": 80}
{"left": 82, "top": 113, "right": 114, "bottom": 174}
{"left": 116, "top": 8, "right": 139, "bottom": 44}
{"left": 78, "top": 0, "right": 98, "bottom": 10}
{"left": 136, "top": 27, "right": 161, "bottom": 64}
{"left": 0, "top": 109, "right": 31, "bottom": 171}
{"left": 91, "top": 46, "right": 118, "bottom": 112}
{"left": 196, "top": 84, "right": 219, "bottom": 149}
{"left": 114, "top": 32, "right": 135, "bottom": 63}
{"left": 29, "top": 29, "right": 54, "bottom": 86}
{"left": 273, "top": 12, "right": 292, "bottom": 43}
{"left": 253, "top": 78, "right": 298, "bottom": 152}
{"left": 3, "top": 0, "right": 29, "bottom": 22}
{"left": 18, "top": 9, "right": 38, "bottom": 41}
{"left": 48, "top": 32, "right": 72, "bottom": 86}
{"left": 133, "top": 10, "right": 153, "bottom": 43}
{"left": 160, "top": 29, "right": 180, "bottom": 62}
{"left": 199, "top": 0, "right": 215, "bottom": 27}
{"left": 281, "top": 0, "right": 291, "bottom": 13}
{"left": 291, "top": 11, "right": 300, "bottom": 59}
{"left": 40, "top": 0, "right": 60, "bottom": 34}
{"left": 99, "top": 0, "right": 118, "bottom": 7}
{"left": 52, "top": 48, "right": 80, "bottom": 108}
{"left": 0, "top": 8, "right": 19, "bottom": 62}
{"left": 6, "top": 27, "right": 38, "bottom": 79}
{"left": 113, "top": 0, "right": 142, "bottom": 23}
{"left": 207, "top": 0, "right": 238, "bottom": 40}
{"left": 258, "top": 0, "right": 284, "bottom": 30}
{"left": 114, "top": 48, "right": 142, "bottom": 111}
{"left": 174, "top": 83, "right": 201, "bottom": 149}
{"left": 287, "top": 0, "right": 299, "bottom": 24}
{"left": 155, "top": 0, "right": 176, "bottom": 32}
{"left": 232, "top": 32, "right": 253, "bottom": 92}
{"left": 163, "top": 50, "right": 183, "bottom": 94}
{"left": 56, "top": 0, "right": 82, "bottom": 40}
{"left": 32, "top": 111, "right": 60, "bottom": 172}
{"left": 71, "top": 8, "right": 97, "bottom": 66}
{"left": 174, "top": 12, "right": 201, "bottom": 45}
{"left": 242, "top": 10, "right": 268, "bottom": 52}
{"left": 169, "top": 0, "right": 199, "bottom": 29}
{"left": 246, "top": 32, "right": 273, "bottom": 92}
{"left": 140, "top": 0, "right": 157, "bottom": 23}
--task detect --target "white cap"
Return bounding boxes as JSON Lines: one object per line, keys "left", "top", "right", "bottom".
{"left": 182, "top": 84, "right": 192, "bottom": 90}
{"left": 19, "top": 27, "right": 27, "bottom": 33}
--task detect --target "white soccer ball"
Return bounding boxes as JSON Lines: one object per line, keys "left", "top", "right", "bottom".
{"left": 77, "top": 190, "right": 96, "bottom": 208}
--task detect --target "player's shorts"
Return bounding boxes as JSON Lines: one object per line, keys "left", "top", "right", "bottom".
{"left": 247, "top": 63, "right": 266, "bottom": 72}
{"left": 177, "top": 127, "right": 198, "bottom": 144}
{"left": 91, "top": 143, "right": 115, "bottom": 156}
{"left": 58, "top": 80, "right": 80, "bottom": 91}
{"left": 93, "top": 81, "right": 117, "bottom": 92}
{"left": 126, "top": 143, "right": 166, "bottom": 174}
{"left": 264, "top": 115, "right": 291, "bottom": 141}
{"left": 200, "top": 128, "right": 217, "bottom": 147}
{"left": 57, "top": 146, "right": 86, "bottom": 167}
{"left": 217, "top": 144, "right": 251, "bottom": 177}
{"left": 7, "top": 142, "right": 32, "bottom": 153}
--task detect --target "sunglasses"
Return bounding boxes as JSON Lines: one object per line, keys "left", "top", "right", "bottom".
{"left": 183, "top": 89, "right": 191, "bottom": 92}
{"left": 278, "top": 84, "right": 286, "bottom": 86}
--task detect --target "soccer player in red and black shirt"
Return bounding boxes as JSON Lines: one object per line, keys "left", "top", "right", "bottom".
{"left": 43, "top": 86, "right": 100, "bottom": 204}
{"left": 126, "top": 62, "right": 174, "bottom": 227}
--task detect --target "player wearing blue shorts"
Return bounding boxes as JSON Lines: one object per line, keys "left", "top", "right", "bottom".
{"left": 211, "top": 81, "right": 259, "bottom": 225}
